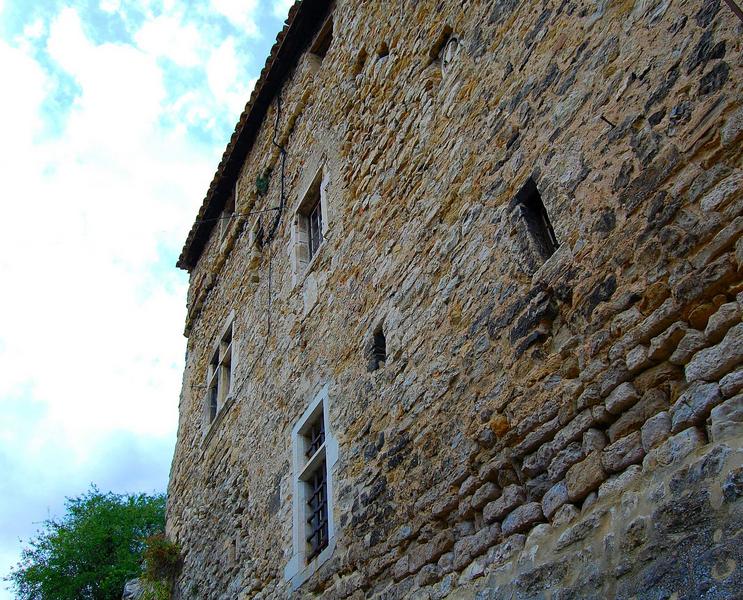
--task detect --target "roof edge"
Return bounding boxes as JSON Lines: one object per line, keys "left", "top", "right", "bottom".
{"left": 176, "top": 0, "right": 331, "bottom": 271}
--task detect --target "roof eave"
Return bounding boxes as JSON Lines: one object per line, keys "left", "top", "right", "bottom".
{"left": 176, "top": 0, "right": 331, "bottom": 271}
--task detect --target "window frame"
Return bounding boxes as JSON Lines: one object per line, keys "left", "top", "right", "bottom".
{"left": 285, "top": 385, "right": 339, "bottom": 590}
{"left": 309, "top": 16, "right": 333, "bottom": 60}
{"left": 291, "top": 167, "right": 330, "bottom": 286}
{"left": 204, "top": 312, "right": 236, "bottom": 432}
{"left": 219, "top": 184, "right": 237, "bottom": 240}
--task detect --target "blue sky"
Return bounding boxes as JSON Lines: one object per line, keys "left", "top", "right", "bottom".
{"left": 0, "top": 0, "right": 293, "bottom": 595}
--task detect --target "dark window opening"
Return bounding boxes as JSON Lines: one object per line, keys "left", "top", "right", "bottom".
{"left": 376, "top": 41, "right": 389, "bottom": 59}
{"left": 306, "top": 461, "right": 328, "bottom": 561}
{"left": 514, "top": 177, "right": 558, "bottom": 262}
{"left": 369, "top": 327, "right": 387, "bottom": 371}
{"left": 429, "top": 25, "right": 453, "bottom": 62}
{"left": 310, "top": 17, "right": 333, "bottom": 59}
{"left": 353, "top": 48, "right": 368, "bottom": 76}
{"left": 220, "top": 188, "right": 236, "bottom": 238}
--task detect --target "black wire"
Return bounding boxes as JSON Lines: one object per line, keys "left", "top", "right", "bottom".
{"left": 195, "top": 95, "right": 288, "bottom": 412}
{"left": 194, "top": 208, "right": 280, "bottom": 225}
{"left": 266, "top": 94, "right": 288, "bottom": 337}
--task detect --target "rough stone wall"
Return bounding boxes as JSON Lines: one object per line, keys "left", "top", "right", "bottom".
{"left": 166, "top": 0, "right": 743, "bottom": 598}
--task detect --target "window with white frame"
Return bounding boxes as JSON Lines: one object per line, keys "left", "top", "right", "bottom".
{"left": 303, "top": 414, "right": 328, "bottom": 560}
{"left": 291, "top": 168, "right": 328, "bottom": 282}
{"left": 206, "top": 318, "right": 234, "bottom": 424}
{"left": 285, "top": 386, "right": 339, "bottom": 589}
{"left": 219, "top": 187, "right": 236, "bottom": 240}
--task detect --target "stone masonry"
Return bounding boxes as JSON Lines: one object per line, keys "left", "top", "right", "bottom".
{"left": 166, "top": 0, "right": 743, "bottom": 598}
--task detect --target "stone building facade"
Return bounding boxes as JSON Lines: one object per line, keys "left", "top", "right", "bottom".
{"left": 166, "top": 0, "right": 743, "bottom": 598}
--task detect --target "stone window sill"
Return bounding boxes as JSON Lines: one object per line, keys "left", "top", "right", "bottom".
{"left": 285, "top": 537, "right": 337, "bottom": 591}
{"left": 201, "top": 394, "right": 235, "bottom": 450}
{"left": 294, "top": 238, "right": 331, "bottom": 292}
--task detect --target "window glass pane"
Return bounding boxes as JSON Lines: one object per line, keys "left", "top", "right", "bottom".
{"left": 308, "top": 200, "right": 322, "bottom": 259}
{"left": 209, "top": 385, "right": 218, "bottom": 422}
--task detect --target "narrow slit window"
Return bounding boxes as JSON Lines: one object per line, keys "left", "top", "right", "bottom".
{"left": 514, "top": 178, "right": 558, "bottom": 262}
{"left": 310, "top": 17, "right": 333, "bottom": 60}
{"left": 369, "top": 327, "right": 387, "bottom": 371}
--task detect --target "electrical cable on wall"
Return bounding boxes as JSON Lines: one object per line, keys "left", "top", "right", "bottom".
{"left": 266, "top": 93, "right": 288, "bottom": 337}
{"left": 202, "top": 92, "right": 289, "bottom": 409}
{"left": 194, "top": 207, "right": 280, "bottom": 225}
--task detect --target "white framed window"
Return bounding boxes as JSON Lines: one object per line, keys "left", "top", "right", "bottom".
{"left": 285, "top": 385, "right": 339, "bottom": 589}
{"left": 205, "top": 313, "right": 235, "bottom": 426}
{"left": 291, "top": 168, "right": 329, "bottom": 284}
{"left": 219, "top": 186, "right": 236, "bottom": 240}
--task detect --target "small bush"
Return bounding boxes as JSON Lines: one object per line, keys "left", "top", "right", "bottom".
{"left": 142, "top": 534, "right": 180, "bottom": 582}
{"left": 141, "top": 580, "right": 171, "bottom": 600}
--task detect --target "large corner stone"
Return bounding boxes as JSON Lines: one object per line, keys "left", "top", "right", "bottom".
{"left": 686, "top": 323, "right": 743, "bottom": 382}
{"left": 566, "top": 451, "right": 606, "bottom": 502}
{"left": 605, "top": 382, "right": 640, "bottom": 415}
{"left": 670, "top": 381, "right": 722, "bottom": 433}
{"left": 601, "top": 431, "right": 645, "bottom": 473}
{"left": 483, "top": 485, "right": 526, "bottom": 524}
{"left": 709, "top": 394, "right": 743, "bottom": 442}
{"left": 501, "top": 502, "right": 545, "bottom": 536}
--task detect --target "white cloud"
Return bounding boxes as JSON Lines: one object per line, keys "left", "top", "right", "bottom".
{"left": 272, "top": 0, "right": 295, "bottom": 20}
{"left": 0, "top": 40, "right": 49, "bottom": 159}
{"left": 134, "top": 14, "right": 204, "bottom": 67}
{"left": 22, "top": 18, "right": 45, "bottom": 39}
{"left": 210, "top": 0, "right": 259, "bottom": 36}
{"left": 207, "top": 37, "right": 254, "bottom": 118}
{"left": 0, "top": 0, "right": 270, "bottom": 595}
{"left": 47, "top": 8, "right": 167, "bottom": 150}
{"left": 99, "top": 0, "right": 121, "bottom": 13}
{"left": 0, "top": 12, "right": 190, "bottom": 445}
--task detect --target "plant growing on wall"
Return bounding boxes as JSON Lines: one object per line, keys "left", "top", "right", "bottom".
{"left": 256, "top": 167, "right": 273, "bottom": 196}
{"left": 140, "top": 533, "right": 181, "bottom": 600}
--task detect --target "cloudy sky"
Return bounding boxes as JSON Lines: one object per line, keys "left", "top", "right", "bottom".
{"left": 0, "top": 0, "right": 293, "bottom": 594}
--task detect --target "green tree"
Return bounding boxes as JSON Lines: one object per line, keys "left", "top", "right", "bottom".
{"left": 6, "top": 486, "right": 166, "bottom": 600}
